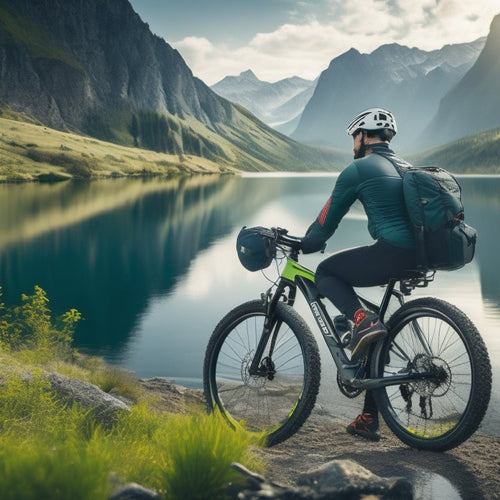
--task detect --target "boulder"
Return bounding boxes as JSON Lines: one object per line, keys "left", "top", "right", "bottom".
{"left": 233, "top": 459, "right": 413, "bottom": 499}
{"left": 46, "top": 372, "right": 130, "bottom": 425}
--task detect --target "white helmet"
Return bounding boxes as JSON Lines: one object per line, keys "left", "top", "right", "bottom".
{"left": 346, "top": 108, "right": 397, "bottom": 136}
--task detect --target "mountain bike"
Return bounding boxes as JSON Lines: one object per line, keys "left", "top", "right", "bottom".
{"left": 203, "top": 227, "right": 492, "bottom": 451}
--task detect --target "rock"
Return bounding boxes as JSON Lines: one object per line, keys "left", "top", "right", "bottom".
{"left": 139, "top": 377, "right": 205, "bottom": 414}
{"left": 234, "top": 459, "right": 413, "bottom": 499}
{"left": 46, "top": 372, "right": 130, "bottom": 425}
{"left": 233, "top": 462, "right": 312, "bottom": 499}
{"left": 298, "top": 460, "right": 413, "bottom": 499}
{"left": 108, "top": 483, "right": 161, "bottom": 500}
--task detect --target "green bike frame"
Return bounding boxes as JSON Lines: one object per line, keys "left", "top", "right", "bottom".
{"left": 249, "top": 255, "right": 435, "bottom": 391}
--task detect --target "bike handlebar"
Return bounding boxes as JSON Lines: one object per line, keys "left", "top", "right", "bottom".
{"left": 270, "top": 227, "right": 303, "bottom": 251}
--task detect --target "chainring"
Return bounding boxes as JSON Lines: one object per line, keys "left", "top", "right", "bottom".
{"left": 336, "top": 370, "right": 363, "bottom": 398}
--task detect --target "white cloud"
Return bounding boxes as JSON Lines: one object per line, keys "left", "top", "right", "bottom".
{"left": 170, "top": 2, "right": 499, "bottom": 85}
{"left": 173, "top": 22, "right": 352, "bottom": 84}
{"left": 173, "top": 36, "right": 219, "bottom": 75}
{"left": 174, "top": 36, "right": 251, "bottom": 83}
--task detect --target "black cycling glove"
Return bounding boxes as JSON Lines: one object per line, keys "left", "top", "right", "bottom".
{"left": 300, "top": 235, "right": 327, "bottom": 254}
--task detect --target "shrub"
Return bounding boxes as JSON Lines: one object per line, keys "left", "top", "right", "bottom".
{"left": 107, "top": 406, "right": 263, "bottom": 498}
{"left": 0, "top": 287, "right": 263, "bottom": 499}
{"left": 0, "top": 285, "right": 80, "bottom": 362}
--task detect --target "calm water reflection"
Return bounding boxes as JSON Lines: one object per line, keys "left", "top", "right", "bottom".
{"left": 1, "top": 174, "right": 499, "bottom": 433}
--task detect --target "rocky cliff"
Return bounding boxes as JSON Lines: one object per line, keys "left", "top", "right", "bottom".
{"left": 0, "top": 0, "right": 235, "bottom": 131}
{"left": 0, "top": 0, "right": 342, "bottom": 171}
{"left": 420, "top": 13, "right": 500, "bottom": 148}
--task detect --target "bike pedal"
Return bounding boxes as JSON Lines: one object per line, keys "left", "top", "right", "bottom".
{"left": 340, "top": 332, "right": 352, "bottom": 347}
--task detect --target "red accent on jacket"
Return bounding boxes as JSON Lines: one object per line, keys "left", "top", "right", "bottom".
{"left": 318, "top": 197, "right": 332, "bottom": 226}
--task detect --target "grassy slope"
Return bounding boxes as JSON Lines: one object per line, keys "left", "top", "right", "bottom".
{"left": 408, "top": 127, "right": 500, "bottom": 174}
{"left": 0, "top": 109, "right": 347, "bottom": 182}
{"left": 0, "top": 285, "right": 263, "bottom": 498}
{"left": 0, "top": 115, "right": 237, "bottom": 182}
{"left": 2, "top": 112, "right": 499, "bottom": 182}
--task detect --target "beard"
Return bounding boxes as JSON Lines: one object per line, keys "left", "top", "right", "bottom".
{"left": 354, "top": 140, "right": 367, "bottom": 159}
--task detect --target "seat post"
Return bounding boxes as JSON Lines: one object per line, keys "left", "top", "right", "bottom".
{"left": 379, "top": 279, "right": 398, "bottom": 322}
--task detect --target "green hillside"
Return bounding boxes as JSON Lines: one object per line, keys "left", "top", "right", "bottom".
{"left": 0, "top": 115, "right": 233, "bottom": 182}
{"left": 0, "top": 113, "right": 349, "bottom": 182}
{"left": 408, "top": 127, "right": 500, "bottom": 174}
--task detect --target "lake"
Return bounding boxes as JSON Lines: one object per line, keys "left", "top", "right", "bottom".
{"left": 1, "top": 173, "right": 499, "bottom": 434}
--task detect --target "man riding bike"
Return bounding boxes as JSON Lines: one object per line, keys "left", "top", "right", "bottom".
{"left": 300, "top": 108, "right": 417, "bottom": 441}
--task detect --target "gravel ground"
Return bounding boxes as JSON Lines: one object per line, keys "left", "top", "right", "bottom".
{"left": 140, "top": 378, "right": 500, "bottom": 499}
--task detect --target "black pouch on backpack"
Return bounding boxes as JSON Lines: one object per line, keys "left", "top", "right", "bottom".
{"left": 425, "top": 220, "right": 477, "bottom": 271}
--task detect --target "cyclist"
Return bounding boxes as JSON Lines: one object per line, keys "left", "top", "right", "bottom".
{"left": 300, "top": 108, "right": 417, "bottom": 441}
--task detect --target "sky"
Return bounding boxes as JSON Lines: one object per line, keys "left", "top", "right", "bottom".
{"left": 129, "top": 0, "right": 499, "bottom": 85}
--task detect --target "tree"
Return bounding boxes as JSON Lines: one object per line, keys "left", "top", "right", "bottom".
{"left": 130, "top": 114, "right": 139, "bottom": 147}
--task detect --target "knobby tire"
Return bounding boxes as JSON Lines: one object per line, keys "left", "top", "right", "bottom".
{"left": 371, "top": 297, "right": 491, "bottom": 451}
{"left": 203, "top": 300, "right": 321, "bottom": 446}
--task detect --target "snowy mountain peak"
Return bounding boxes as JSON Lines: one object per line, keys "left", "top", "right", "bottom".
{"left": 211, "top": 71, "right": 315, "bottom": 128}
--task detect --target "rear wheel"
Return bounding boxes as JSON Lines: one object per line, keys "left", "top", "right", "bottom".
{"left": 203, "top": 300, "right": 321, "bottom": 446}
{"left": 371, "top": 297, "right": 491, "bottom": 451}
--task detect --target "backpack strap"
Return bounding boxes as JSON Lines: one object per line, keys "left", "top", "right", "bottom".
{"left": 373, "top": 150, "right": 412, "bottom": 177}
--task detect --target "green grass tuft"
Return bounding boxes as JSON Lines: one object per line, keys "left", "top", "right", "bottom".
{"left": 158, "top": 413, "right": 262, "bottom": 500}
{"left": 0, "top": 439, "right": 113, "bottom": 500}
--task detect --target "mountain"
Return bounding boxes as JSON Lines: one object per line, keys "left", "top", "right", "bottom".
{"left": 292, "top": 39, "right": 485, "bottom": 152}
{"left": 211, "top": 70, "right": 316, "bottom": 129}
{"left": 0, "top": 0, "right": 342, "bottom": 173}
{"left": 420, "top": 14, "right": 500, "bottom": 148}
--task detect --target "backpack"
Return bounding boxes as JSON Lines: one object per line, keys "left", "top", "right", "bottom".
{"left": 378, "top": 153, "right": 477, "bottom": 271}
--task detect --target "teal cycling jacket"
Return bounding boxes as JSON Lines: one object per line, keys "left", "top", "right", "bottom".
{"left": 301, "top": 143, "right": 415, "bottom": 253}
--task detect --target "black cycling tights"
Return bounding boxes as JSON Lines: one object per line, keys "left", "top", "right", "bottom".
{"left": 315, "top": 239, "right": 416, "bottom": 419}
{"left": 315, "top": 239, "right": 416, "bottom": 321}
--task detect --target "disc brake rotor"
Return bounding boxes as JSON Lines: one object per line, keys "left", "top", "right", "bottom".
{"left": 241, "top": 351, "right": 266, "bottom": 389}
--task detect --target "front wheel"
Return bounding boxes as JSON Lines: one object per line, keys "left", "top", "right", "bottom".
{"left": 203, "top": 300, "right": 321, "bottom": 446}
{"left": 371, "top": 297, "right": 492, "bottom": 451}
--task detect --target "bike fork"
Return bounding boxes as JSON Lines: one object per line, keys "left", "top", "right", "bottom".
{"left": 248, "top": 284, "right": 287, "bottom": 377}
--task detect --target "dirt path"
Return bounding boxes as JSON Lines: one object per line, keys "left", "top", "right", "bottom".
{"left": 140, "top": 378, "right": 500, "bottom": 499}
{"left": 257, "top": 415, "right": 500, "bottom": 499}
